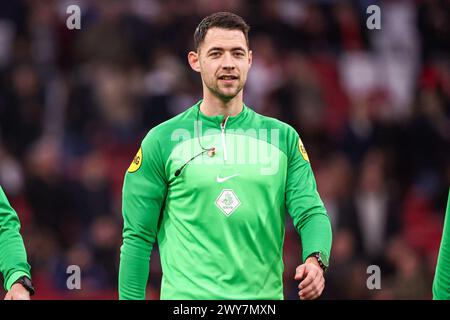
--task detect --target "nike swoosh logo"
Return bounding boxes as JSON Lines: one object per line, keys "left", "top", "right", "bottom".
{"left": 216, "top": 174, "right": 240, "bottom": 183}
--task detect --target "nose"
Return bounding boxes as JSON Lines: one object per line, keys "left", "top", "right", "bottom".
{"left": 221, "top": 52, "right": 235, "bottom": 71}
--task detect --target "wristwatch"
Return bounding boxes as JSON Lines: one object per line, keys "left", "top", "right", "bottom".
{"left": 13, "top": 276, "right": 35, "bottom": 296}
{"left": 307, "top": 252, "right": 329, "bottom": 273}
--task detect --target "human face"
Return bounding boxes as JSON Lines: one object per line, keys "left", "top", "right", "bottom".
{"left": 189, "top": 28, "right": 252, "bottom": 102}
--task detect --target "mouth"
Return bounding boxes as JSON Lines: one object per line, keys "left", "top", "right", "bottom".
{"left": 218, "top": 75, "right": 239, "bottom": 83}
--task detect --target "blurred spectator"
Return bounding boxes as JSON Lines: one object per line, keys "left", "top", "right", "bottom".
{"left": 349, "top": 149, "right": 401, "bottom": 264}
{"left": 384, "top": 237, "right": 431, "bottom": 299}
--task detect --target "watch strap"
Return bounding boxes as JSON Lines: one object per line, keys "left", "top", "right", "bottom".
{"left": 13, "top": 276, "right": 35, "bottom": 296}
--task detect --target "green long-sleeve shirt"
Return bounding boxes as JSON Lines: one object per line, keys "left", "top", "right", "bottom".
{"left": 433, "top": 188, "right": 450, "bottom": 299}
{"left": 0, "top": 186, "right": 31, "bottom": 291}
{"left": 119, "top": 100, "right": 332, "bottom": 299}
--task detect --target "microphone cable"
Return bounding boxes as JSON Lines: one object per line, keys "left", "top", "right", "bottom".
{"left": 174, "top": 105, "right": 216, "bottom": 177}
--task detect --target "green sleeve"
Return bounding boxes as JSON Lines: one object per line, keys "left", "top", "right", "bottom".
{"left": 284, "top": 128, "right": 332, "bottom": 264}
{"left": 0, "top": 186, "right": 31, "bottom": 291}
{"left": 433, "top": 188, "right": 450, "bottom": 300}
{"left": 119, "top": 130, "right": 168, "bottom": 300}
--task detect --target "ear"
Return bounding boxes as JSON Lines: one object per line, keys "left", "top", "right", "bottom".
{"left": 248, "top": 50, "right": 253, "bottom": 69}
{"left": 188, "top": 51, "right": 201, "bottom": 73}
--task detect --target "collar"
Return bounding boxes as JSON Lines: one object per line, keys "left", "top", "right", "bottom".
{"left": 191, "top": 99, "right": 250, "bottom": 127}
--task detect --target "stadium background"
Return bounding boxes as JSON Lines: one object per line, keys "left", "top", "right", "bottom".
{"left": 0, "top": 0, "right": 449, "bottom": 299}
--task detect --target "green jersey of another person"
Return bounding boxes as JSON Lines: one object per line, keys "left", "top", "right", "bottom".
{"left": 0, "top": 186, "right": 34, "bottom": 299}
{"left": 433, "top": 188, "right": 450, "bottom": 299}
{"left": 119, "top": 12, "right": 332, "bottom": 300}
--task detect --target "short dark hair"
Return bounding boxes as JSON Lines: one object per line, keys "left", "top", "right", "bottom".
{"left": 194, "top": 12, "right": 250, "bottom": 51}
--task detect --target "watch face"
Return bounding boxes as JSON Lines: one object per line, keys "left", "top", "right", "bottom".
{"left": 18, "top": 276, "right": 35, "bottom": 295}
{"left": 23, "top": 277, "right": 32, "bottom": 286}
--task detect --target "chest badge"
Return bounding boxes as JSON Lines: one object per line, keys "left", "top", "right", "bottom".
{"left": 215, "top": 189, "right": 241, "bottom": 216}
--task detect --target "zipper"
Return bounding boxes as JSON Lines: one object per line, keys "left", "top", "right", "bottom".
{"left": 220, "top": 116, "right": 229, "bottom": 161}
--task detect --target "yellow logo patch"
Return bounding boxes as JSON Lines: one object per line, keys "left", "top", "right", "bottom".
{"left": 298, "top": 137, "right": 309, "bottom": 162}
{"left": 128, "top": 147, "right": 142, "bottom": 173}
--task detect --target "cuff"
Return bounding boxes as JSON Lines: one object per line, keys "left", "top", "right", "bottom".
{"left": 303, "top": 250, "right": 329, "bottom": 266}
{"left": 5, "top": 271, "right": 31, "bottom": 291}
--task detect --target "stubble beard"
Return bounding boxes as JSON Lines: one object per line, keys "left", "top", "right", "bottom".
{"left": 207, "top": 79, "right": 245, "bottom": 102}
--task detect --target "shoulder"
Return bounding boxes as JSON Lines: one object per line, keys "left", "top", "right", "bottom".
{"left": 251, "top": 106, "right": 309, "bottom": 161}
{"left": 248, "top": 107, "right": 300, "bottom": 140}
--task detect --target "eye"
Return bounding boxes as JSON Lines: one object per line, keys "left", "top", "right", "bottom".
{"left": 210, "top": 51, "right": 220, "bottom": 57}
{"left": 233, "top": 51, "right": 245, "bottom": 57}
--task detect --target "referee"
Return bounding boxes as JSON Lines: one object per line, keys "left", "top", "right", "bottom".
{"left": 433, "top": 188, "right": 450, "bottom": 299}
{"left": 119, "top": 12, "right": 332, "bottom": 300}
{"left": 0, "top": 186, "right": 34, "bottom": 299}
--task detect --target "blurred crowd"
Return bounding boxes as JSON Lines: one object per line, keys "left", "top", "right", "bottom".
{"left": 0, "top": 0, "right": 449, "bottom": 299}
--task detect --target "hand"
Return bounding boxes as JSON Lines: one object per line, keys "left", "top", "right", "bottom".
{"left": 294, "top": 257, "right": 325, "bottom": 300}
{"left": 4, "top": 283, "right": 31, "bottom": 300}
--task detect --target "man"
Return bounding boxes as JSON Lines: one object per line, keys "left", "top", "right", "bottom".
{"left": 433, "top": 188, "right": 450, "bottom": 299}
{"left": 119, "top": 12, "right": 332, "bottom": 300}
{"left": 0, "top": 186, "right": 34, "bottom": 300}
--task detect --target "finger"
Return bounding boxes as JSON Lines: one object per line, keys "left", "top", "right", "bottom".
{"left": 300, "top": 276, "right": 321, "bottom": 298}
{"left": 15, "top": 293, "right": 30, "bottom": 300}
{"left": 300, "top": 277, "right": 325, "bottom": 300}
{"left": 299, "top": 269, "right": 318, "bottom": 289}
{"left": 300, "top": 274, "right": 324, "bottom": 293}
{"left": 294, "top": 265, "right": 306, "bottom": 281}
{"left": 4, "top": 292, "right": 12, "bottom": 300}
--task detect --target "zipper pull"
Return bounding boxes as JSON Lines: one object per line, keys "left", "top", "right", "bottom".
{"left": 221, "top": 116, "right": 228, "bottom": 129}
{"left": 221, "top": 116, "right": 229, "bottom": 161}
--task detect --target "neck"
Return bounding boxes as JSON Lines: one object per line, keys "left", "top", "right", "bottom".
{"left": 200, "top": 89, "right": 244, "bottom": 117}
